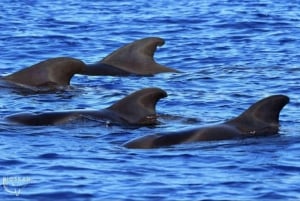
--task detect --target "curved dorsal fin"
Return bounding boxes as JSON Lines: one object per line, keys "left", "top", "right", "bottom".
{"left": 227, "top": 95, "right": 289, "bottom": 130}
{"left": 99, "top": 37, "right": 178, "bottom": 75}
{"left": 107, "top": 88, "right": 167, "bottom": 125}
{"left": 4, "top": 57, "right": 85, "bottom": 87}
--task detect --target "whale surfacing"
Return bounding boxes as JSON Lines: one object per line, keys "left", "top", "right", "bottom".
{"left": 81, "top": 37, "right": 179, "bottom": 76}
{"left": 1, "top": 37, "right": 178, "bottom": 92}
{"left": 6, "top": 88, "right": 167, "bottom": 126}
{"left": 124, "top": 95, "right": 289, "bottom": 149}
{"left": 3, "top": 57, "right": 85, "bottom": 90}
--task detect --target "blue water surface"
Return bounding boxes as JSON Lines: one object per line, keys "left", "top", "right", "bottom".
{"left": 0, "top": 0, "right": 300, "bottom": 200}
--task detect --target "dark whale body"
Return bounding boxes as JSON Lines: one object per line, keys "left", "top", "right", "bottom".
{"left": 1, "top": 37, "right": 178, "bottom": 92}
{"left": 6, "top": 88, "right": 167, "bottom": 126}
{"left": 2, "top": 57, "right": 85, "bottom": 91}
{"left": 124, "top": 95, "right": 289, "bottom": 149}
{"left": 81, "top": 37, "right": 179, "bottom": 76}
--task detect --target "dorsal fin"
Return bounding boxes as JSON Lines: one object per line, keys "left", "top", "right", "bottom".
{"left": 106, "top": 88, "right": 167, "bottom": 125}
{"left": 99, "top": 37, "right": 178, "bottom": 75}
{"left": 3, "top": 57, "right": 85, "bottom": 87}
{"left": 227, "top": 95, "right": 289, "bottom": 131}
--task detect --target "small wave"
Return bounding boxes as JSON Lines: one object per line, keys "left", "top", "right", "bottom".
{"left": 37, "top": 153, "right": 61, "bottom": 159}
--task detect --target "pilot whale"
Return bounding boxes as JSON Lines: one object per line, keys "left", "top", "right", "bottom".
{"left": 80, "top": 37, "right": 179, "bottom": 76}
{"left": 124, "top": 95, "right": 289, "bottom": 149}
{"left": 1, "top": 37, "right": 178, "bottom": 91}
{"left": 2, "top": 57, "right": 85, "bottom": 91}
{"left": 6, "top": 88, "right": 167, "bottom": 126}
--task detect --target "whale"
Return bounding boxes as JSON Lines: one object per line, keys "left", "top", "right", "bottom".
{"left": 1, "top": 37, "right": 177, "bottom": 91}
{"left": 80, "top": 37, "right": 179, "bottom": 76}
{"left": 2, "top": 57, "right": 85, "bottom": 91}
{"left": 124, "top": 95, "right": 289, "bottom": 149}
{"left": 6, "top": 88, "right": 167, "bottom": 126}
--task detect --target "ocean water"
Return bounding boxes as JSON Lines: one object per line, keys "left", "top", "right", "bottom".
{"left": 0, "top": 0, "right": 300, "bottom": 200}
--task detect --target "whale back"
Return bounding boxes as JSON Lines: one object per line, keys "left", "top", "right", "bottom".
{"left": 106, "top": 88, "right": 167, "bottom": 125}
{"left": 3, "top": 57, "right": 85, "bottom": 88}
{"left": 99, "top": 37, "right": 178, "bottom": 75}
{"left": 124, "top": 95, "right": 290, "bottom": 149}
{"left": 6, "top": 88, "right": 167, "bottom": 126}
{"left": 6, "top": 112, "right": 78, "bottom": 126}
{"left": 226, "top": 95, "right": 289, "bottom": 135}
